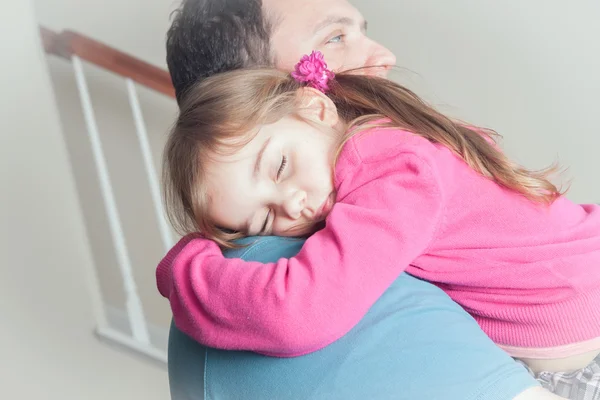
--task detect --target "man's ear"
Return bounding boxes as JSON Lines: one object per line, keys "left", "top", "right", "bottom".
{"left": 296, "top": 87, "right": 339, "bottom": 128}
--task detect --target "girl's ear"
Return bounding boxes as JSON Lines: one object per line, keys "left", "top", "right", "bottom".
{"left": 296, "top": 87, "right": 339, "bottom": 128}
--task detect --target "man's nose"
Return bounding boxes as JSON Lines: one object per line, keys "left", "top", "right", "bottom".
{"left": 280, "top": 189, "right": 306, "bottom": 220}
{"left": 366, "top": 41, "right": 397, "bottom": 72}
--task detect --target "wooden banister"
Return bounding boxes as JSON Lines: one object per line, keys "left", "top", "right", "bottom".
{"left": 39, "top": 26, "right": 175, "bottom": 99}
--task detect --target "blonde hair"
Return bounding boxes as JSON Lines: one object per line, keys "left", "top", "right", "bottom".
{"left": 163, "top": 69, "right": 562, "bottom": 248}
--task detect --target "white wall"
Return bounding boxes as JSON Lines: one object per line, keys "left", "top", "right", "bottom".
{"left": 35, "top": 0, "right": 175, "bottom": 67}
{"left": 0, "top": 0, "right": 168, "bottom": 398}
{"left": 355, "top": 0, "right": 600, "bottom": 203}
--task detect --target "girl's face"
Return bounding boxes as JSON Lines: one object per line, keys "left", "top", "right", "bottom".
{"left": 204, "top": 113, "right": 339, "bottom": 237}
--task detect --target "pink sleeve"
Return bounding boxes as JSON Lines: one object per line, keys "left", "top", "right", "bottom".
{"left": 157, "top": 148, "right": 445, "bottom": 357}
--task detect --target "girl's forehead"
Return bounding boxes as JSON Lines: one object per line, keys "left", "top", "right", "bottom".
{"left": 208, "top": 131, "right": 264, "bottom": 164}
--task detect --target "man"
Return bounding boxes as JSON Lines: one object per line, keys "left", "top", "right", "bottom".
{"left": 164, "top": 1, "right": 561, "bottom": 399}
{"left": 167, "top": 0, "right": 395, "bottom": 103}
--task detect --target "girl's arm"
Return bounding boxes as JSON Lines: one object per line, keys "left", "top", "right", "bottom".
{"left": 157, "top": 142, "right": 445, "bottom": 356}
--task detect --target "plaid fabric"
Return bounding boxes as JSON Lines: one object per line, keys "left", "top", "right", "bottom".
{"left": 517, "top": 354, "right": 600, "bottom": 399}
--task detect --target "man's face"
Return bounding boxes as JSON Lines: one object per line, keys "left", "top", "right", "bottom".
{"left": 264, "top": 0, "right": 396, "bottom": 76}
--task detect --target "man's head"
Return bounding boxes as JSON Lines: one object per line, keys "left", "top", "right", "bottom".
{"left": 167, "top": 0, "right": 396, "bottom": 103}
{"left": 264, "top": 0, "right": 395, "bottom": 74}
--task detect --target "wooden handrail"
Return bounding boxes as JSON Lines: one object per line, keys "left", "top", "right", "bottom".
{"left": 40, "top": 26, "right": 175, "bottom": 99}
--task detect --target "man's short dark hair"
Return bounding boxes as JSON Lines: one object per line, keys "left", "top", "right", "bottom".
{"left": 166, "top": 0, "right": 274, "bottom": 103}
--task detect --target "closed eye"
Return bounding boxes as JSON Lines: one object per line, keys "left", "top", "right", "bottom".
{"left": 277, "top": 155, "right": 287, "bottom": 179}
{"left": 260, "top": 209, "right": 271, "bottom": 235}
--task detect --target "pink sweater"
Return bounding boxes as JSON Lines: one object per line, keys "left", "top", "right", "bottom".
{"left": 157, "top": 126, "right": 600, "bottom": 357}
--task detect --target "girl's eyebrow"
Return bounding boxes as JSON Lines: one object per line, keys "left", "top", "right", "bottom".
{"left": 246, "top": 136, "right": 272, "bottom": 234}
{"left": 252, "top": 136, "right": 272, "bottom": 182}
{"left": 245, "top": 213, "right": 258, "bottom": 236}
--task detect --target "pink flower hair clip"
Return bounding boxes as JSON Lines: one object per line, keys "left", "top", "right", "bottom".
{"left": 291, "top": 51, "right": 335, "bottom": 93}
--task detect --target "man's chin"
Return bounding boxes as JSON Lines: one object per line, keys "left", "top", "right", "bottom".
{"left": 344, "top": 65, "right": 392, "bottom": 78}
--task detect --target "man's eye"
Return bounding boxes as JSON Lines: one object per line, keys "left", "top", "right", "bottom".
{"left": 277, "top": 155, "right": 287, "bottom": 179}
{"left": 327, "top": 34, "right": 344, "bottom": 44}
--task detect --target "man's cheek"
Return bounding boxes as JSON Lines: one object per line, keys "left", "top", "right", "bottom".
{"left": 320, "top": 52, "right": 344, "bottom": 72}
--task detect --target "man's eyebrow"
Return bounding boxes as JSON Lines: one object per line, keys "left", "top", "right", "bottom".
{"left": 313, "top": 16, "right": 357, "bottom": 34}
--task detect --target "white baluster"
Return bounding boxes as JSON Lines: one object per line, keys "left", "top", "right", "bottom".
{"left": 125, "top": 78, "right": 174, "bottom": 251}
{"left": 72, "top": 56, "right": 151, "bottom": 345}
